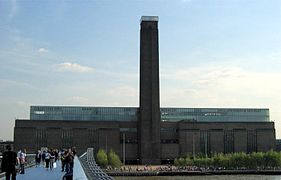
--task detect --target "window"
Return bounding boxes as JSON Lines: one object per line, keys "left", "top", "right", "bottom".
{"left": 161, "top": 139, "right": 178, "bottom": 144}
{"left": 34, "top": 111, "right": 45, "bottom": 115}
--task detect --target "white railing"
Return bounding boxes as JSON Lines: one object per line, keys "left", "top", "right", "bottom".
{"left": 79, "top": 148, "right": 114, "bottom": 180}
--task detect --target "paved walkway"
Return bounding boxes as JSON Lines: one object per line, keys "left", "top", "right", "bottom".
{"left": 1, "top": 156, "right": 88, "bottom": 180}
{"left": 16, "top": 162, "right": 65, "bottom": 180}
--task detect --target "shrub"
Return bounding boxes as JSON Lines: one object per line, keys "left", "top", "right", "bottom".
{"left": 108, "top": 149, "right": 122, "bottom": 168}
{"left": 96, "top": 149, "right": 108, "bottom": 168}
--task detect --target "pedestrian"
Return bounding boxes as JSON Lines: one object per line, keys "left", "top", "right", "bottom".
{"left": 41, "top": 150, "right": 46, "bottom": 167}
{"left": 69, "top": 148, "right": 75, "bottom": 170}
{"left": 63, "top": 148, "right": 74, "bottom": 180}
{"left": 1, "top": 145, "right": 18, "bottom": 180}
{"left": 35, "top": 150, "right": 41, "bottom": 167}
{"left": 17, "top": 149, "right": 26, "bottom": 174}
{"left": 45, "top": 150, "right": 50, "bottom": 170}
{"left": 64, "top": 149, "right": 70, "bottom": 173}
{"left": 49, "top": 149, "right": 55, "bottom": 170}
{"left": 61, "top": 149, "right": 65, "bottom": 172}
{"left": 54, "top": 149, "right": 59, "bottom": 162}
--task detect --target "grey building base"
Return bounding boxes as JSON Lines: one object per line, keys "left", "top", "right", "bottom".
{"left": 14, "top": 119, "right": 276, "bottom": 165}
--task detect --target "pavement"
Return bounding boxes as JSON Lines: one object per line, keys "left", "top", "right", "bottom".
{"left": 1, "top": 156, "right": 88, "bottom": 180}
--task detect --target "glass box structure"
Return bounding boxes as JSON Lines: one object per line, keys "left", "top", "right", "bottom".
{"left": 30, "top": 106, "right": 269, "bottom": 122}
{"left": 30, "top": 106, "right": 138, "bottom": 121}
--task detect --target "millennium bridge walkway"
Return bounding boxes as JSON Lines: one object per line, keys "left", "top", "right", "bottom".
{"left": 0, "top": 148, "right": 113, "bottom": 180}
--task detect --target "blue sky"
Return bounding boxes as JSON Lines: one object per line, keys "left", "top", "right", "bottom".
{"left": 0, "top": 0, "right": 280, "bottom": 140}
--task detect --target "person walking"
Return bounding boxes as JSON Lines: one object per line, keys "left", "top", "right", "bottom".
{"left": 41, "top": 150, "right": 46, "bottom": 167}
{"left": 1, "top": 145, "right": 18, "bottom": 180}
{"left": 35, "top": 150, "right": 41, "bottom": 167}
{"left": 60, "top": 149, "right": 66, "bottom": 172}
{"left": 17, "top": 149, "right": 26, "bottom": 174}
{"left": 49, "top": 149, "right": 55, "bottom": 170}
{"left": 54, "top": 149, "right": 59, "bottom": 162}
{"left": 45, "top": 150, "right": 50, "bottom": 170}
{"left": 63, "top": 148, "right": 74, "bottom": 180}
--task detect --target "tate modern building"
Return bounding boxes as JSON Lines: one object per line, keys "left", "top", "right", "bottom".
{"left": 14, "top": 16, "right": 275, "bottom": 165}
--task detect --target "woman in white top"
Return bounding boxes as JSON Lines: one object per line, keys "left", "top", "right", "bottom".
{"left": 45, "top": 151, "right": 50, "bottom": 170}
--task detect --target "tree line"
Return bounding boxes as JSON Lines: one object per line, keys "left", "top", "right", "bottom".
{"left": 96, "top": 149, "right": 122, "bottom": 168}
{"left": 174, "top": 150, "right": 281, "bottom": 169}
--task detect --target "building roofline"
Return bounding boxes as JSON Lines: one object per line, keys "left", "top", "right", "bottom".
{"left": 30, "top": 105, "right": 269, "bottom": 110}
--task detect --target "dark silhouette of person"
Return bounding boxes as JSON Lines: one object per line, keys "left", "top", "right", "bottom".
{"left": 1, "top": 145, "right": 18, "bottom": 180}
{"left": 35, "top": 150, "right": 41, "bottom": 167}
{"left": 63, "top": 148, "right": 74, "bottom": 180}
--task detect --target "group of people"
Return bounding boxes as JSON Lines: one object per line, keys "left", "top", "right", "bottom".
{"left": 1, "top": 145, "right": 76, "bottom": 180}
{"left": 34, "top": 148, "right": 76, "bottom": 171}
{"left": 34, "top": 147, "right": 76, "bottom": 180}
{"left": 35, "top": 148, "right": 59, "bottom": 170}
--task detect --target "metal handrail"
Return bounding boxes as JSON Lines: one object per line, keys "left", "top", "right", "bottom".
{"left": 0, "top": 154, "right": 35, "bottom": 175}
{"left": 79, "top": 148, "right": 114, "bottom": 180}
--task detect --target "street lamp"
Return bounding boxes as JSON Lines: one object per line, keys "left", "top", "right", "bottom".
{"left": 123, "top": 132, "right": 126, "bottom": 166}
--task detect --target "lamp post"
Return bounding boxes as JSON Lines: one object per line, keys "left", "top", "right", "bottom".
{"left": 123, "top": 132, "right": 126, "bottom": 166}
{"left": 136, "top": 158, "right": 140, "bottom": 171}
{"left": 205, "top": 133, "right": 207, "bottom": 158}
{"left": 192, "top": 133, "right": 195, "bottom": 157}
{"left": 105, "top": 135, "right": 108, "bottom": 153}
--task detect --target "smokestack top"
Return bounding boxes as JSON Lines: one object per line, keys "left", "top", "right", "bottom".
{"left": 141, "top": 16, "right": 158, "bottom": 22}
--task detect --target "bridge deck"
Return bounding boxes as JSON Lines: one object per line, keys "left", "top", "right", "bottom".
{"left": 1, "top": 156, "right": 88, "bottom": 180}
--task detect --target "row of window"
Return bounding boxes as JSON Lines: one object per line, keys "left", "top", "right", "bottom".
{"left": 31, "top": 106, "right": 268, "bottom": 115}
{"left": 161, "top": 108, "right": 267, "bottom": 113}
{"left": 30, "top": 106, "right": 269, "bottom": 122}
{"left": 31, "top": 106, "right": 137, "bottom": 114}
{"left": 118, "top": 139, "right": 179, "bottom": 144}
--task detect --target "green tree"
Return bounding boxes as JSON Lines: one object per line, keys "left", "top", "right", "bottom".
{"left": 249, "top": 152, "right": 264, "bottom": 169}
{"left": 108, "top": 149, "right": 122, "bottom": 168}
{"left": 185, "top": 156, "right": 194, "bottom": 166}
{"left": 206, "top": 157, "right": 214, "bottom": 167}
{"left": 174, "top": 150, "right": 281, "bottom": 170}
{"left": 178, "top": 157, "right": 186, "bottom": 166}
{"left": 174, "top": 158, "right": 180, "bottom": 166}
{"left": 213, "top": 153, "right": 227, "bottom": 168}
{"left": 229, "top": 152, "right": 247, "bottom": 169}
{"left": 194, "top": 157, "right": 205, "bottom": 167}
{"left": 264, "top": 150, "right": 281, "bottom": 168}
{"left": 96, "top": 149, "right": 108, "bottom": 168}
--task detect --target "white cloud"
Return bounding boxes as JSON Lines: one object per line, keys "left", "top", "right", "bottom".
{"left": 38, "top": 48, "right": 48, "bottom": 53}
{"left": 181, "top": 0, "right": 193, "bottom": 3}
{"left": 0, "top": 79, "right": 40, "bottom": 92}
{"left": 16, "top": 101, "right": 30, "bottom": 108}
{"left": 66, "top": 96, "right": 90, "bottom": 105}
{"left": 161, "top": 65, "right": 281, "bottom": 136}
{"left": 161, "top": 65, "right": 281, "bottom": 137}
{"left": 162, "top": 65, "right": 281, "bottom": 106}
{"left": 8, "top": 0, "right": 19, "bottom": 20}
{"left": 101, "top": 86, "right": 138, "bottom": 106}
{"left": 107, "top": 86, "right": 138, "bottom": 97}
{"left": 55, "top": 62, "right": 94, "bottom": 73}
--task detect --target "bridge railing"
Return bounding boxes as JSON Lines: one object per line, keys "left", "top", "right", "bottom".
{"left": 0, "top": 154, "right": 35, "bottom": 178}
{"left": 79, "top": 148, "right": 114, "bottom": 180}
{"left": 0, "top": 155, "right": 2, "bottom": 173}
{"left": 0, "top": 154, "right": 35, "bottom": 172}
